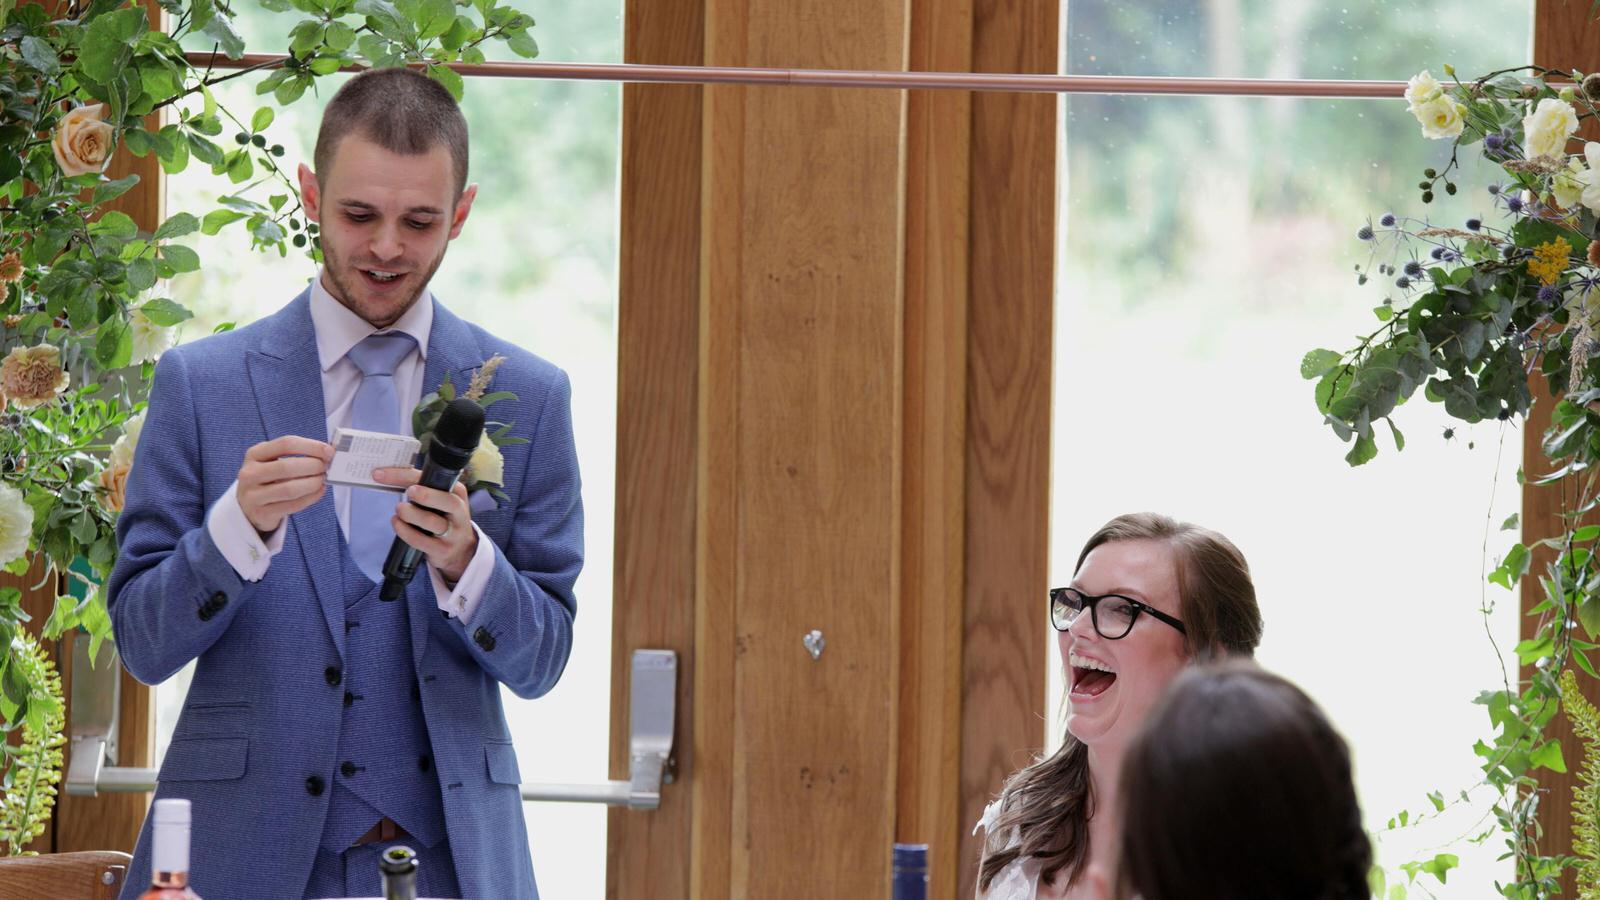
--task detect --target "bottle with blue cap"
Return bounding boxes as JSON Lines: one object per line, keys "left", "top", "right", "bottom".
{"left": 892, "top": 843, "right": 928, "bottom": 900}
{"left": 138, "top": 798, "right": 201, "bottom": 898}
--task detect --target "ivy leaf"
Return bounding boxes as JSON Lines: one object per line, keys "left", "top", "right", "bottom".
{"left": 201, "top": 11, "right": 246, "bottom": 59}
{"left": 1529, "top": 741, "right": 1566, "bottom": 774}
{"left": 139, "top": 298, "right": 193, "bottom": 327}
{"left": 19, "top": 36, "right": 61, "bottom": 77}
{"left": 96, "top": 317, "right": 133, "bottom": 370}
{"left": 1501, "top": 513, "right": 1520, "bottom": 532}
{"left": 201, "top": 209, "right": 247, "bottom": 235}
{"left": 153, "top": 212, "right": 199, "bottom": 241}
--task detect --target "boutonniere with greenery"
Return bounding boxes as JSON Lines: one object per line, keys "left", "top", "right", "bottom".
{"left": 411, "top": 354, "right": 524, "bottom": 504}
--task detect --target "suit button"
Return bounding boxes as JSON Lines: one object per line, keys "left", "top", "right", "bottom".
{"left": 344, "top": 691, "right": 355, "bottom": 707}
{"left": 341, "top": 761, "right": 358, "bottom": 778}
{"left": 324, "top": 666, "right": 342, "bottom": 686}
{"left": 473, "top": 627, "right": 496, "bottom": 652}
{"left": 210, "top": 591, "right": 227, "bottom": 608}
{"left": 418, "top": 754, "right": 431, "bottom": 773}
{"left": 197, "top": 604, "right": 214, "bottom": 621}
{"left": 305, "top": 775, "right": 324, "bottom": 796}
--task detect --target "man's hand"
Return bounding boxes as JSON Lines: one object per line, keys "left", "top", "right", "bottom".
{"left": 237, "top": 436, "right": 334, "bottom": 534}
{"left": 373, "top": 467, "right": 478, "bottom": 583}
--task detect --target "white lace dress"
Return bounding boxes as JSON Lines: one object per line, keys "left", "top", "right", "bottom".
{"left": 973, "top": 799, "right": 1041, "bottom": 900}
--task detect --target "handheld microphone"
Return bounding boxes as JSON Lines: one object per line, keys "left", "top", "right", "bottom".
{"left": 379, "top": 398, "right": 486, "bottom": 601}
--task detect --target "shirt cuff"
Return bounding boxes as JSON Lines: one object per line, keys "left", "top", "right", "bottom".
{"left": 205, "top": 481, "right": 285, "bottom": 582}
{"left": 430, "top": 522, "right": 494, "bottom": 623}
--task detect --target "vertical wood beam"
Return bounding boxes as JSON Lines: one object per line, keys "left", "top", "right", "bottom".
{"left": 898, "top": 0, "right": 972, "bottom": 894}
{"left": 958, "top": 0, "right": 1057, "bottom": 894}
{"left": 605, "top": 0, "right": 704, "bottom": 893}
{"left": 1527, "top": 4, "right": 1600, "bottom": 892}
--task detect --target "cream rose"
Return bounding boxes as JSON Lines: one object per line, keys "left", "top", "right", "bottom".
{"left": 1555, "top": 156, "right": 1587, "bottom": 209}
{"left": 128, "top": 308, "right": 173, "bottom": 365}
{"left": 1405, "top": 70, "right": 1446, "bottom": 109}
{"left": 0, "top": 344, "right": 69, "bottom": 409}
{"left": 1576, "top": 142, "right": 1600, "bottom": 214}
{"left": 1524, "top": 98, "right": 1580, "bottom": 160}
{"left": 467, "top": 439, "right": 504, "bottom": 486}
{"left": 1412, "top": 97, "right": 1466, "bottom": 140}
{"left": 51, "top": 104, "right": 115, "bottom": 178}
{"left": 110, "top": 411, "right": 146, "bottom": 471}
{"left": 0, "top": 481, "right": 33, "bottom": 570}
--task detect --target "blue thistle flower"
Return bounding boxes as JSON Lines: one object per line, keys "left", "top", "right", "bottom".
{"left": 1396, "top": 276, "right": 1412, "bottom": 289}
{"left": 1507, "top": 196, "right": 1524, "bottom": 213}
{"left": 1430, "top": 247, "right": 1445, "bottom": 260}
{"left": 1380, "top": 213, "right": 1397, "bottom": 227}
{"left": 1404, "top": 260, "right": 1424, "bottom": 277}
{"left": 1539, "top": 285, "right": 1560, "bottom": 302}
{"left": 1488, "top": 184, "right": 1502, "bottom": 195}
{"left": 1486, "top": 133, "right": 1505, "bottom": 151}
{"left": 1466, "top": 218, "right": 1482, "bottom": 231}
{"left": 1357, "top": 225, "right": 1375, "bottom": 241}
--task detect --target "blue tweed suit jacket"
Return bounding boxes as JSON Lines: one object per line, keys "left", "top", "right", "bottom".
{"left": 107, "top": 289, "right": 582, "bottom": 899}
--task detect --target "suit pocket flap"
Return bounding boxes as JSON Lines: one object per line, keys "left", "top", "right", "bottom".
{"left": 159, "top": 737, "right": 248, "bottom": 782}
{"left": 485, "top": 741, "right": 521, "bottom": 785}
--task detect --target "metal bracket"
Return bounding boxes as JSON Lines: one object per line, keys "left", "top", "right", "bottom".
{"left": 65, "top": 634, "right": 122, "bottom": 798}
{"left": 68, "top": 647, "right": 679, "bottom": 812}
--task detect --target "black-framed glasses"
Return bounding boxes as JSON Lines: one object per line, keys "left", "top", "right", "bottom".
{"left": 1048, "top": 586, "right": 1187, "bottom": 639}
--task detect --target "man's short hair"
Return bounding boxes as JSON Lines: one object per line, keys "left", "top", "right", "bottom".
{"left": 314, "top": 68, "right": 469, "bottom": 198}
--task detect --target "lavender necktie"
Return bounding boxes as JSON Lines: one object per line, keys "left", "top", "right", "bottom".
{"left": 345, "top": 332, "right": 418, "bottom": 582}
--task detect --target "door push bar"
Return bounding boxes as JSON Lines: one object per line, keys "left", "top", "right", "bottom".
{"left": 66, "top": 641, "right": 679, "bottom": 811}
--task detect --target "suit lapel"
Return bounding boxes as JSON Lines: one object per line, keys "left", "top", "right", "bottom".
{"left": 409, "top": 300, "right": 484, "bottom": 667}
{"left": 245, "top": 289, "right": 347, "bottom": 660}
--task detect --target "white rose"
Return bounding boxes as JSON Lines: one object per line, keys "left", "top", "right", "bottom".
{"left": 110, "top": 410, "right": 146, "bottom": 470}
{"left": 1577, "top": 142, "right": 1600, "bottom": 214}
{"left": 1412, "top": 97, "right": 1466, "bottom": 140}
{"left": 1405, "top": 70, "right": 1446, "bottom": 109}
{"left": 467, "top": 439, "right": 504, "bottom": 486}
{"left": 1524, "top": 98, "right": 1580, "bottom": 160}
{"left": 0, "top": 481, "right": 34, "bottom": 570}
{"left": 128, "top": 307, "right": 173, "bottom": 365}
{"left": 1555, "top": 156, "right": 1587, "bottom": 208}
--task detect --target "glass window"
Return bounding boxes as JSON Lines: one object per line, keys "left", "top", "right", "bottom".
{"left": 1067, "top": 0, "right": 1531, "bottom": 80}
{"left": 1050, "top": 92, "right": 1524, "bottom": 885}
{"left": 156, "top": 14, "right": 619, "bottom": 895}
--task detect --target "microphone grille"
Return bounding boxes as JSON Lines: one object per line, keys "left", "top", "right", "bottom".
{"left": 434, "top": 398, "right": 486, "bottom": 450}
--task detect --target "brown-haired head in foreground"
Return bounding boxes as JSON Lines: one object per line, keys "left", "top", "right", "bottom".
{"left": 978, "top": 512, "right": 1263, "bottom": 892}
{"left": 314, "top": 67, "right": 469, "bottom": 198}
{"left": 1115, "top": 661, "right": 1371, "bottom": 900}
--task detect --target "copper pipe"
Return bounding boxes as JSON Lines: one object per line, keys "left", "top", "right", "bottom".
{"left": 187, "top": 52, "right": 1406, "bottom": 98}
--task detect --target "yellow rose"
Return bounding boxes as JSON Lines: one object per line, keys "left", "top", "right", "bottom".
{"left": 51, "top": 104, "right": 114, "bottom": 178}
{"left": 1524, "top": 98, "right": 1580, "bottom": 160}
{"left": 467, "top": 440, "right": 504, "bottom": 486}
{"left": 1411, "top": 97, "right": 1466, "bottom": 140}
{"left": 0, "top": 344, "right": 69, "bottom": 409}
{"left": 98, "top": 463, "right": 130, "bottom": 514}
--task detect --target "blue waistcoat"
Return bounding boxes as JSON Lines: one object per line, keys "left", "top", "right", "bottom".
{"left": 319, "top": 536, "right": 448, "bottom": 852}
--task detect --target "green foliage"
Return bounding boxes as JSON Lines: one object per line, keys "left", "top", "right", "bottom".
{"left": 0, "top": 0, "right": 539, "bottom": 844}
{"left": 1311, "top": 64, "right": 1600, "bottom": 896}
{"left": 1561, "top": 668, "right": 1600, "bottom": 895}
{"left": 0, "top": 632, "right": 64, "bottom": 857}
{"left": 410, "top": 357, "right": 517, "bottom": 503}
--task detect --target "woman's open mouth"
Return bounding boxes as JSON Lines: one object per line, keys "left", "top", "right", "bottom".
{"left": 1069, "top": 653, "right": 1118, "bottom": 699}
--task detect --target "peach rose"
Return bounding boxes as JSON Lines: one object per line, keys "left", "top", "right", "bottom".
{"left": 51, "top": 104, "right": 114, "bottom": 178}
{"left": 98, "top": 462, "right": 130, "bottom": 513}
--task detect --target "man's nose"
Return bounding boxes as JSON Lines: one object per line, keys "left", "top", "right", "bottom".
{"left": 370, "top": 225, "right": 404, "bottom": 262}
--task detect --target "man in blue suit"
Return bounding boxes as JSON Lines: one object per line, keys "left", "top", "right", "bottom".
{"left": 108, "top": 67, "right": 582, "bottom": 899}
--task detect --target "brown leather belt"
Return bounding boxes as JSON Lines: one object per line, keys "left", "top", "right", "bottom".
{"left": 352, "top": 817, "right": 409, "bottom": 847}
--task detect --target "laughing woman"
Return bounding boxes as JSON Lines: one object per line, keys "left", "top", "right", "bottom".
{"left": 974, "top": 513, "right": 1264, "bottom": 900}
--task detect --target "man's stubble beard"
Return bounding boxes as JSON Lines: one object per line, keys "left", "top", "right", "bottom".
{"left": 320, "top": 238, "right": 450, "bottom": 330}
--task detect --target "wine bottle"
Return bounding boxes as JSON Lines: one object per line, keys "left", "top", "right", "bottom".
{"left": 380, "top": 845, "right": 418, "bottom": 900}
{"left": 892, "top": 843, "right": 928, "bottom": 900}
{"left": 139, "top": 798, "right": 202, "bottom": 899}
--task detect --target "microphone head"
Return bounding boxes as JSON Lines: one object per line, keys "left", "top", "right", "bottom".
{"left": 427, "top": 398, "right": 487, "bottom": 468}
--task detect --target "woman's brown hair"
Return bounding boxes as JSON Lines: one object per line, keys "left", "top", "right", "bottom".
{"left": 976, "top": 512, "right": 1264, "bottom": 892}
{"left": 1113, "top": 661, "right": 1370, "bottom": 900}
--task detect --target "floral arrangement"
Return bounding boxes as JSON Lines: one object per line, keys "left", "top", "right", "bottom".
{"left": 1306, "top": 64, "right": 1600, "bottom": 896}
{"left": 0, "top": 0, "right": 541, "bottom": 844}
{"left": 410, "top": 354, "right": 523, "bottom": 504}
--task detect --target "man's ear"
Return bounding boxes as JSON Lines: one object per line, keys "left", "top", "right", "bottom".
{"left": 297, "top": 163, "right": 322, "bottom": 223}
{"left": 447, "top": 183, "right": 478, "bottom": 240}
